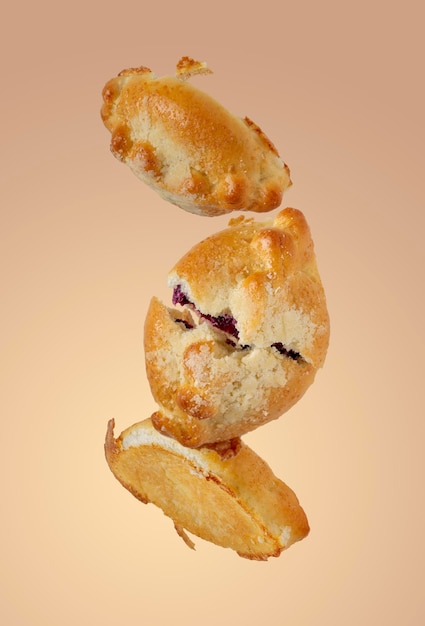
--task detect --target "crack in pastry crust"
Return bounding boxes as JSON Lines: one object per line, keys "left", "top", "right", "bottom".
{"left": 172, "top": 284, "right": 303, "bottom": 360}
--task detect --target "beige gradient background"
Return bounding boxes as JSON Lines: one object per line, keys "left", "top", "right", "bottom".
{"left": 1, "top": 0, "right": 424, "bottom": 624}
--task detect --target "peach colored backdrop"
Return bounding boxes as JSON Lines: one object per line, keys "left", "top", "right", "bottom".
{"left": 1, "top": 1, "right": 424, "bottom": 624}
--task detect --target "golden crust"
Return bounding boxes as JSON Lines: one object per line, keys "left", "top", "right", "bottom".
{"left": 144, "top": 208, "right": 329, "bottom": 447}
{"left": 105, "top": 418, "right": 309, "bottom": 560}
{"left": 101, "top": 57, "right": 291, "bottom": 216}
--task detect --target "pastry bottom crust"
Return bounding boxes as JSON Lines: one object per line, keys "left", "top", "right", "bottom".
{"left": 105, "top": 418, "right": 309, "bottom": 559}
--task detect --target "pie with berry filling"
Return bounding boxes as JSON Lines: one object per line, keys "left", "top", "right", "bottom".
{"left": 144, "top": 207, "right": 330, "bottom": 448}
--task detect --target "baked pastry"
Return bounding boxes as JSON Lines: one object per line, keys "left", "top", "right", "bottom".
{"left": 105, "top": 417, "right": 310, "bottom": 560}
{"left": 100, "top": 56, "right": 291, "bottom": 217}
{"left": 144, "top": 207, "right": 330, "bottom": 448}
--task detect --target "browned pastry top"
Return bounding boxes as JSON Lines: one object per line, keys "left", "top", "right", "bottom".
{"left": 101, "top": 57, "right": 291, "bottom": 216}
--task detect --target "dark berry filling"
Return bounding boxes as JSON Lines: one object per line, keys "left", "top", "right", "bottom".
{"left": 226, "top": 338, "right": 250, "bottom": 350}
{"left": 175, "top": 318, "right": 194, "bottom": 330}
{"left": 172, "top": 285, "right": 191, "bottom": 307}
{"left": 173, "top": 285, "right": 239, "bottom": 338}
{"left": 272, "top": 342, "right": 301, "bottom": 361}
{"left": 200, "top": 312, "right": 239, "bottom": 337}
